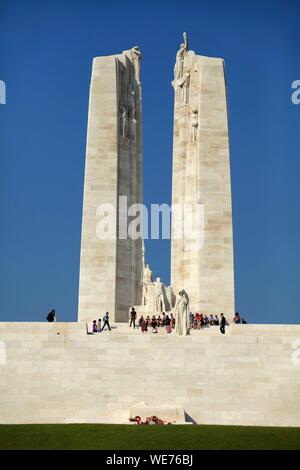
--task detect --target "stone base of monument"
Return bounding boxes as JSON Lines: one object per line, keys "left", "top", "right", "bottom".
{"left": 129, "top": 402, "right": 191, "bottom": 425}
{"left": 1, "top": 322, "right": 300, "bottom": 426}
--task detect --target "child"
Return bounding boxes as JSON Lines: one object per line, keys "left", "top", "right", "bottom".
{"left": 92, "top": 320, "right": 98, "bottom": 333}
{"left": 141, "top": 318, "right": 147, "bottom": 333}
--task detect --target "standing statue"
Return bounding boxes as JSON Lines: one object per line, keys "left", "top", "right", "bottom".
{"left": 120, "top": 104, "right": 128, "bottom": 140}
{"left": 177, "top": 71, "right": 190, "bottom": 104}
{"left": 131, "top": 46, "right": 142, "bottom": 83}
{"left": 173, "top": 32, "right": 188, "bottom": 81}
{"left": 152, "top": 277, "right": 167, "bottom": 314}
{"left": 189, "top": 107, "right": 198, "bottom": 143}
{"left": 174, "top": 290, "right": 190, "bottom": 336}
{"left": 142, "top": 264, "right": 153, "bottom": 306}
{"left": 128, "top": 80, "right": 136, "bottom": 121}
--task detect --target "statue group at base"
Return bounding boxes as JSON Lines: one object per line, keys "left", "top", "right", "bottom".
{"left": 141, "top": 264, "right": 175, "bottom": 314}
{"left": 139, "top": 262, "right": 190, "bottom": 336}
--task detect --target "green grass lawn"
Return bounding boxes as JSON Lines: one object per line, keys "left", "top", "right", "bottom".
{"left": 0, "top": 424, "right": 299, "bottom": 450}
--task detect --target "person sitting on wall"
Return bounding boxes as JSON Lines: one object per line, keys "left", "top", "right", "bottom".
{"left": 141, "top": 317, "right": 147, "bottom": 333}
{"left": 97, "top": 318, "right": 102, "bottom": 332}
{"left": 214, "top": 315, "right": 219, "bottom": 326}
{"left": 203, "top": 315, "right": 209, "bottom": 325}
{"left": 232, "top": 312, "right": 241, "bottom": 324}
{"left": 146, "top": 315, "right": 151, "bottom": 326}
{"left": 161, "top": 312, "right": 166, "bottom": 326}
{"left": 129, "top": 307, "right": 137, "bottom": 329}
{"left": 151, "top": 317, "right": 158, "bottom": 333}
{"left": 242, "top": 317, "right": 248, "bottom": 324}
{"left": 189, "top": 311, "right": 194, "bottom": 328}
{"left": 170, "top": 313, "right": 175, "bottom": 328}
{"left": 92, "top": 320, "right": 98, "bottom": 333}
{"left": 157, "top": 315, "right": 162, "bottom": 326}
{"left": 46, "top": 309, "right": 56, "bottom": 322}
{"left": 165, "top": 315, "right": 172, "bottom": 333}
{"left": 138, "top": 315, "right": 144, "bottom": 328}
{"left": 209, "top": 314, "right": 215, "bottom": 326}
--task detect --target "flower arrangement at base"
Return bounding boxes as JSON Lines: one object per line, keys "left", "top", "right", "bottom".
{"left": 129, "top": 415, "right": 173, "bottom": 425}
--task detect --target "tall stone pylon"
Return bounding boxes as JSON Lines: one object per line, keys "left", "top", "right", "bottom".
{"left": 78, "top": 48, "right": 143, "bottom": 323}
{"left": 171, "top": 34, "right": 235, "bottom": 316}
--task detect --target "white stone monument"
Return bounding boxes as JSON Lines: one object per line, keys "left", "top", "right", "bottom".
{"left": 171, "top": 33, "right": 235, "bottom": 317}
{"left": 78, "top": 48, "right": 143, "bottom": 323}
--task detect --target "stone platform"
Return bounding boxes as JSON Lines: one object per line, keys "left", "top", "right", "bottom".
{"left": 0, "top": 322, "right": 299, "bottom": 426}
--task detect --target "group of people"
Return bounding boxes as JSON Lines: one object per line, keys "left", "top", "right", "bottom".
{"left": 47, "top": 307, "right": 246, "bottom": 337}
{"left": 190, "top": 312, "right": 227, "bottom": 334}
{"left": 190, "top": 311, "right": 246, "bottom": 334}
{"left": 129, "top": 307, "right": 247, "bottom": 335}
{"left": 129, "top": 308, "right": 176, "bottom": 333}
{"left": 92, "top": 312, "right": 111, "bottom": 333}
{"left": 190, "top": 313, "right": 220, "bottom": 328}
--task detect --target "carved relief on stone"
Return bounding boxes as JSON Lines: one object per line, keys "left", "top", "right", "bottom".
{"left": 188, "top": 105, "right": 198, "bottom": 143}
{"left": 173, "top": 32, "right": 188, "bottom": 81}
{"left": 177, "top": 70, "right": 190, "bottom": 104}
{"left": 127, "top": 80, "right": 136, "bottom": 121}
{"left": 120, "top": 103, "right": 129, "bottom": 140}
{"left": 130, "top": 46, "right": 142, "bottom": 83}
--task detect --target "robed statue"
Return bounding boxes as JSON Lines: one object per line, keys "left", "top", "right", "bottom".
{"left": 174, "top": 289, "right": 190, "bottom": 336}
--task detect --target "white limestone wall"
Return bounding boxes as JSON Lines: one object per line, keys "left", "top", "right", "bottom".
{"left": 78, "top": 50, "right": 143, "bottom": 324}
{"left": 171, "top": 52, "right": 235, "bottom": 317}
{"left": 0, "top": 323, "right": 299, "bottom": 426}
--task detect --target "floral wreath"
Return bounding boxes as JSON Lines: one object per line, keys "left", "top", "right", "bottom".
{"left": 129, "top": 415, "right": 173, "bottom": 425}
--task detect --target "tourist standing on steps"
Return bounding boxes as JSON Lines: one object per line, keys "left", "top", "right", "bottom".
{"left": 129, "top": 307, "right": 137, "bottom": 329}
{"left": 101, "top": 312, "right": 111, "bottom": 332}
{"left": 220, "top": 313, "right": 226, "bottom": 334}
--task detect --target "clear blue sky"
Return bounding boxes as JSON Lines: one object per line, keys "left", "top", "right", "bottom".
{"left": 0, "top": 0, "right": 299, "bottom": 323}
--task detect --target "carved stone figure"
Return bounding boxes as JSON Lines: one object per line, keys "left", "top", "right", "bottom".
{"left": 174, "top": 290, "right": 190, "bottom": 336}
{"left": 120, "top": 104, "right": 128, "bottom": 140}
{"left": 173, "top": 32, "right": 188, "bottom": 81}
{"left": 142, "top": 264, "right": 153, "bottom": 305}
{"left": 128, "top": 81, "right": 136, "bottom": 120}
{"left": 153, "top": 277, "right": 167, "bottom": 313}
{"left": 177, "top": 71, "right": 190, "bottom": 104}
{"left": 131, "top": 46, "right": 142, "bottom": 83}
{"left": 190, "top": 107, "right": 198, "bottom": 142}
